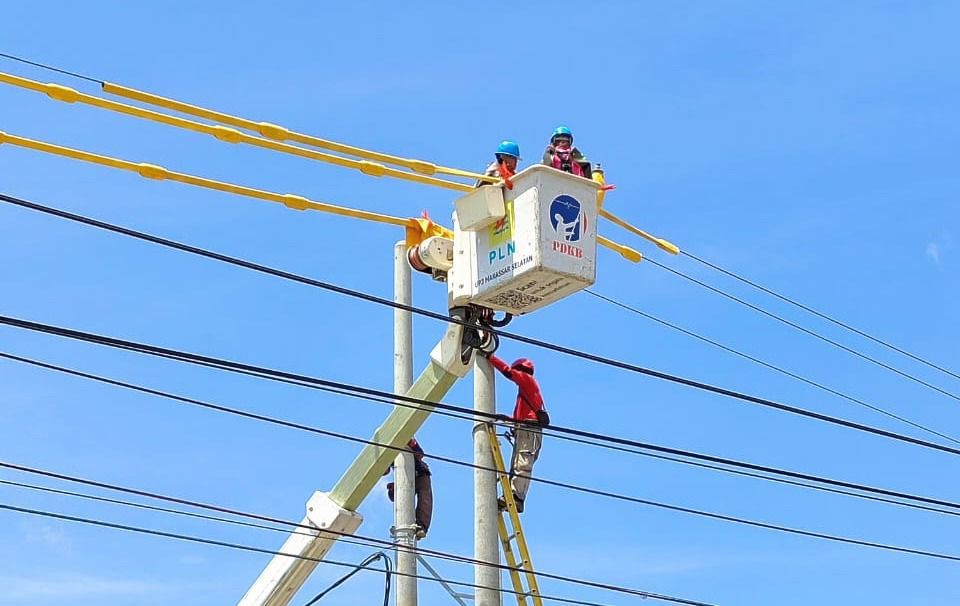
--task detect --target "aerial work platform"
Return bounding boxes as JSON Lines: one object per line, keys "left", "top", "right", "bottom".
{"left": 450, "top": 166, "right": 600, "bottom": 315}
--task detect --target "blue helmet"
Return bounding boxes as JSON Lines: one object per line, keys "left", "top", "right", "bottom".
{"left": 496, "top": 139, "right": 520, "bottom": 159}
{"left": 551, "top": 126, "right": 573, "bottom": 143}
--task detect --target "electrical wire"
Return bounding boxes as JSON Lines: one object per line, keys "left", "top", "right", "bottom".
{"left": 5, "top": 299, "right": 960, "bottom": 468}
{"left": 681, "top": 249, "right": 960, "bottom": 383}
{"left": 0, "top": 477, "right": 362, "bottom": 546}
{"left": 7, "top": 351, "right": 960, "bottom": 515}
{"left": 645, "top": 257, "right": 960, "bottom": 404}
{"left": 3, "top": 354, "right": 960, "bottom": 563}
{"left": 583, "top": 289, "right": 960, "bottom": 445}
{"left": 0, "top": 501, "right": 707, "bottom": 606}
{"left": 0, "top": 478, "right": 711, "bottom": 606}
{"left": 3, "top": 350, "right": 959, "bottom": 520}
{"left": 0, "top": 477, "right": 443, "bottom": 574}
{"left": 0, "top": 474, "right": 676, "bottom": 603}
{"left": 302, "top": 551, "right": 391, "bottom": 606}
{"left": 2, "top": 192, "right": 959, "bottom": 460}
{"left": 0, "top": 52, "right": 102, "bottom": 84}
{"left": 535, "top": 430, "right": 960, "bottom": 517}
{"left": 1, "top": 456, "right": 957, "bottom": 606}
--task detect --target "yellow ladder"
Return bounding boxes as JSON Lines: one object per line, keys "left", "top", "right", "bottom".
{"left": 484, "top": 424, "right": 543, "bottom": 606}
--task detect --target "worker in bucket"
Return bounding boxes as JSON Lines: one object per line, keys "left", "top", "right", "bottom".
{"left": 481, "top": 351, "right": 550, "bottom": 513}
{"left": 542, "top": 126, "right": 592, "bottom": 179}
{"left": 475, "top": 140, "right": 520, "bottom": 188}
{"left": 384, "top": 437, "right": 433, "bottom": 539}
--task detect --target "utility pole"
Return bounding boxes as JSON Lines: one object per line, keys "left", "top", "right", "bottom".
{"left": 474, "top": 356, "right": 500, "bottom": 606}
{"left": 393, "top": 240, "right": 418, "bottom": 606}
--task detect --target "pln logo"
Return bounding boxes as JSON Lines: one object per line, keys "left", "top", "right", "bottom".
{"left": 489, "top": 199, "right": 515, "bottom": 247}
{"left": 488, "top": 199, "right": 516, "bottom": 264}
{"left": 549, "top": 195, "right": 587, "bottom": 242}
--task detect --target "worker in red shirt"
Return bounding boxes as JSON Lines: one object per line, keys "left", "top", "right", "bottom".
{"left": 482, "top": 351, "right": 549, "bottom": 513}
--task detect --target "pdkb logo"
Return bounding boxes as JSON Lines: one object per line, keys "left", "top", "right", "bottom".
{"left": 549, "top": 195, "right": 587, "bottom": 242}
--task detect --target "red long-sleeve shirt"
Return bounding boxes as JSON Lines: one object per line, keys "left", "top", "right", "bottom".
{"left": 488, "top": 354, "right": 544, "bottom": 422}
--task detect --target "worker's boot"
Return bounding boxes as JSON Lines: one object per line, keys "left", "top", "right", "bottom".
{"left": 497, "top": 493, "right": 525, "bottom": 513}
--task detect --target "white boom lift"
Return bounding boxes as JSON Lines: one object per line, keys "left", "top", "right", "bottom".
{"left": 238, "top": 166, "right": 602, "bottom": 606}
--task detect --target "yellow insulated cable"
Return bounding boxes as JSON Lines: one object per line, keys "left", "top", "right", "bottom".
{"left": 100, "top": 81, "right": 499, "bottom": 184}
{"left": 0, "top": 128, "right": 638, "bottom": 264}
{"left": 599, "top": 208, "right": 680, "bottom": 255}
{"left": 598, "top": 235, "right": 643, "bottom": 263}
{"left": 0, "top": 130, "right": 413, "bottom": 228}
{"left": 0, "top": 72, "right": 475, "bottom": 194}
{"left": 0, "top": 73, "right": 655, "bottom": 261}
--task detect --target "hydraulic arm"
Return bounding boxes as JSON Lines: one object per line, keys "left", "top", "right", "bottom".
{"left": 237, "top": 308, "right": 498, "bottom": 606}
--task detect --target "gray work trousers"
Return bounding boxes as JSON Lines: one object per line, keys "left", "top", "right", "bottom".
{"left": 510, "top": 424, "right": 543, "bottom": 501}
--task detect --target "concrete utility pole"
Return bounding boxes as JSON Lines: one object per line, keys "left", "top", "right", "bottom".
{"left": 474, "top": 356, "right": 501, "bottom": 606}
{"left": 393, "top": 240, "right": 418, "bottom": 606}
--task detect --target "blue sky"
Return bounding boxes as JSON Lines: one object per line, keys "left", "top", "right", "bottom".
{"left": 1, "top": 1, "right": 959, "bottom": 605}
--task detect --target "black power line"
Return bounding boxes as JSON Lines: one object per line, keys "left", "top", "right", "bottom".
{"left": 0, "top": 477, "right": 341, "bottom": 541}
{"left": 4, "top": 350, "right": 960, "bottom": 519}
{"left": 0, "top": 474, "right": 710, "bottom": 606}
{"left": 583, "top": 289, "right": 959, "bottom": 445}
{"left": 681, "top": 249, "right": 960, "bottom": 383}
{"left": 646, "top": 257, "right": 960, "bottom": 404}
{"left": 302, "top": 551, "right": 391, "bottom": 606}
{"left": 4, "top": 352, "right": 960, "bottom": 562}
{"left": 538, "top": 430, "right": 960, "bottom": 518}
{"left": 2, "top": 192, "right": 959, "bottom": 460}
{"left": 0, "top": 477, "right": 439, "bottom": 562}
{"left": 6, "top": 349, "right": 959, "bottom": 519}
{"left": 0, "top": 52, "right": 103, "bottom": 84}
{"left": 0, "top": 501, "right": 705, "bottom": 606}
{"left": 10, "top": 472, "right": 402, "bottom": 605}
{"left": 0, "top": 477, "right": 453, "bottom": 575}
{"left": 3, "top": 456, "right": 960, "bottom": 578}
{"left": 5, "top": 298, "right": 960, "bottom": 467}
{"left": 0, "top": 478, "right": 639, "bottom": 601}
